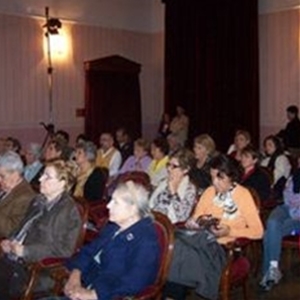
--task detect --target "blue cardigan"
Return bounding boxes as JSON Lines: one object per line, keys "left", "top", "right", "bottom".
{"left": 66, "top": 217, "right": 160, "bottom": 300}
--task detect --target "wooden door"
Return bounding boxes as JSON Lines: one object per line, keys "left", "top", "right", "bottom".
{"left": 84, "top": 55, "right": 142, "bottom": 144}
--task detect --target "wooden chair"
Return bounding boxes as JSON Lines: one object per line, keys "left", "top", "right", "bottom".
{"left": 20, "top": 200, "right": 89, "bottom": 300}
{"left": 219, "top": 188, "right": 262, "bottom": 300}
{"left": 220, "top": 239, "right": 251, "bottom": 300}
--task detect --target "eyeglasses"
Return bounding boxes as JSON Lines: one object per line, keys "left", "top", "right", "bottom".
{"left": 40, "top": 172, "right": 57, "bottom": 181}
{"left": 166, "top": 162, "right": 181, "bottom": 170}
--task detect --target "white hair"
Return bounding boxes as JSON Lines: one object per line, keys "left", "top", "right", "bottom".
{"left": 0, "top": 151, "right": 24, "bottom": 174}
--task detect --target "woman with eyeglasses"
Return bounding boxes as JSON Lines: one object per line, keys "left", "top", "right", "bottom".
{"left": 149, "top": 148, "right": 197, "bottom": 224}
{"left": 0, "top": 159, "right": 82, "bottom": 299}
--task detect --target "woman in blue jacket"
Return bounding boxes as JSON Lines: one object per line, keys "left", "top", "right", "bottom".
{"left": 43, "top": 180, "right": 160, "bottom": 300}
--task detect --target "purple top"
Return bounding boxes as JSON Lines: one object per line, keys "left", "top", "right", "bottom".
{"left": 119, "top": 155, "right": 152, "bottom": 174}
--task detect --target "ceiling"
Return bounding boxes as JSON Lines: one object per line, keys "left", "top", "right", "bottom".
{"left": 0, "top": 0, "right": 298, "bottom": 33}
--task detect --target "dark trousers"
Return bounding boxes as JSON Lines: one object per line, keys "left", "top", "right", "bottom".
{"left": 0, "top": 255, "right": 29, "bottom": 300}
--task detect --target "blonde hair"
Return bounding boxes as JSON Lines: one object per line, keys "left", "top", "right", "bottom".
{"left": 194, "top": 134, "right": 216, "bottom": 155}
{"left": 45, "top": 159, "right": 76, "bottom": 192}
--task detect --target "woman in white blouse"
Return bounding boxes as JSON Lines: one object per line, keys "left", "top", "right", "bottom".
{"left": 261, "top": 135, "right": 291, "bottom": 199}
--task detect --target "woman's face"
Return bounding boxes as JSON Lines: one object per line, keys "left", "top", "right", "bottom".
{"left": 240, "top": 153, "right": 257, "bottom": 170}
{"left": 107, "top": 190, "right": 138, "bottom": 227}
{"left": 167, "top": 157, "right": 185, "bottom": 181}
{"left": 264, "top": 139, "right": 276, "bottom": 155}
{"left": 193, "top": 142, "right": 209, "bottom": 162}
{"left": 210, "top": 168, "right": 233, "bottom": 193}
{"left": 151, "top": 144, "right": 163, "bottom": 160}
{"left": 75, "top": 148, "right": 88, "bottom": 165}
{"left": 39, "top": 166, "right": 65, "bottom": 199}
{"left": 44, "top": 143, "right": 61, "bottom": 161}
{"left": 234, "top": 134, "right": 249, "bottom": 151}
{"left": 134, "top": 145, "right": 146, "bottom": 160}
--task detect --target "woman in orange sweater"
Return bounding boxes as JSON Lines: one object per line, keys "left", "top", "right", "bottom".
{"left": 189, "top": 154, "right": 263, "bottom": 244}
{"left": 165, "top": 154, "right": 263, "bottom": 300}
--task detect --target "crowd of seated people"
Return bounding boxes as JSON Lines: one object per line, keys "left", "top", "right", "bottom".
{"left": 0, "top": 121, "right": 299, "bottom": 299}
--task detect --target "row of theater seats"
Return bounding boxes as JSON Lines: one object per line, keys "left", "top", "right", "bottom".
{"left": 17, "top": 171, "right": 300, "bottom": 300}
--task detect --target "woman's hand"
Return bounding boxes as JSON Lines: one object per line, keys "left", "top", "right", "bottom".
{"left": 10, "top": 241, "right": 24, "bottom": 257}
{"left": 1, "top": 239, "right": 12, "bottom": 253}
{"left": 210, "top": 224, "right": 230, "bottom": 238}
{"left": 64, "top": 269, "right": 82, "bottom": 297}
{"left": 185, "top": 217, "right": 200, "bottom": 230}
{"left": 68, "top": 287, "right": 97, "bottom": 300}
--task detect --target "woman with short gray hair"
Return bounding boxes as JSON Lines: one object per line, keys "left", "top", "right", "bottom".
{"left": 73, "top": 141, "right": 107, "bottom": 202}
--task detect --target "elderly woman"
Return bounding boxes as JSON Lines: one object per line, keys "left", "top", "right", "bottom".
{"left": 147, "top": 137, "right": 169, "bottom": 188}
{"left": 165, "top": 154, "right": 263, "bottom": 300}
{"left": 0, "top": 159, "right": 82, "bottom": 299}
{"left": 42, "top": 180, "right": 160, "bottom": 300}
{"left": 149, "top": 148, "right": 197, "bottom": 224}
{"left": 0, "top": 151, "right": 35, "bottom": 238}
{"left": 118, "top": 138, "right": 152, "bottom": 174}
{"left": 261, "top": 135, "right": 291, "bottom": 199}
{"left": 189, "top": 134, "right": 216, "bottom": 195}
{"left": 24, "top": 143, "right": 43, "bottom": 184}
{"left": 73, "top": 141, "right": 107, "bottom": 202}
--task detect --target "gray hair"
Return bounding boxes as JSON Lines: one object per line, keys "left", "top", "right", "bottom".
{"left": 0, "top": 151, "right": 24, "bottom": 174}
{"left": 26, "top": 143, "right": 42, "bottom": 160}
{"left": 76, "top": 141, "right": 97, "bottom": 162}
{"left": 114, "top": 181, "right": 152, "bottom": 219}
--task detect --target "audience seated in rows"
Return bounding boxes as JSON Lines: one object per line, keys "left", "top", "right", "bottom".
{"left": 164, "top": 154, "right": 263, "bottom": 300}
{"left": 261, "top": 135, "right": 291, "bottom": 200}
{"left": 40, "top": 181, "right": 160, "bottom": 300}
{"left": 0, "top": 159, "right": 82, "bottom": 299}
{"left": 148, "top": 137, "right": 169, "bottom": 188}
{"left": 118, "top": 138, "right": 152, "bottom": 174}
{"left": 73, "top": 141, "right": 107, "bottom": 202}
{"left": 227, "top": 130, "right": 251, "bottom": 162}
{"left": 260, "top": 157, "right": 300, "bottom": 291}
{"left": 189, "top": 134, "right": 215, "bottom": 196}
{"left": 240, "top": 145, "right": 271, "bottom": 201}
{"left": 0, "top": 151, "right": 35, "bottom": 238}
{"left": 150, "top": 148, "right": 197, "bottom": 224}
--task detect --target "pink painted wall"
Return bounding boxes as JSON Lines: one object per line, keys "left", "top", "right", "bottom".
{"left": 0, "top": 13, "right": 164, "bottom": 146}
{"left": 259, "top": 9, "right": 300, "bottom": 147}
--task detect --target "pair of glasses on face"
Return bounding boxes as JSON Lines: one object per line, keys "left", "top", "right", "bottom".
{"left": 166, "top": 162, "right": 181, "bottom": 170}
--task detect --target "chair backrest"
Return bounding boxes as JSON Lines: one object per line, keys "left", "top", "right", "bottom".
{"left": 153, "top": 211, "right": 174, "bottom": 286}
{"left": 118, "top": 171, "right": 152, "bottom": 191}
{"left": 74, "top": 200, "right": 89, "bottom": 251}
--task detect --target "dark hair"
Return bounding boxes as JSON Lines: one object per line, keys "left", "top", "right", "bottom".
{"left": 76, "top": 133, "right": 88, "bottom": 144}
{"left": 240, "top": 145, "right": 261, "bottom": 162}
{"left": 47, "top": 138, "right": 69, "bottom": 161}
{"left": 152, "top": 137, "right": 169, "bottom": 156}
{"left": 55, "top": 130, "right": 70, "bottom": 143}
{"left": 263, "top": 135, "right": 284, "bottom": 171}
{"left": 287, "top": 105, "right": 298, "bottom": 116}
{"left": 209, "top": 154, "right": 242, "bottom": 183}
{"left": 6, "top": 137, "right": 22, "bottom": 153}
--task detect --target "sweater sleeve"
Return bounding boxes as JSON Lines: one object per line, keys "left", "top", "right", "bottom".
{"left": 227, "top": 188, "right": 263, "bottom": 240}
{"left": 192, "top": 186, "right": 215, "bottom": 219}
